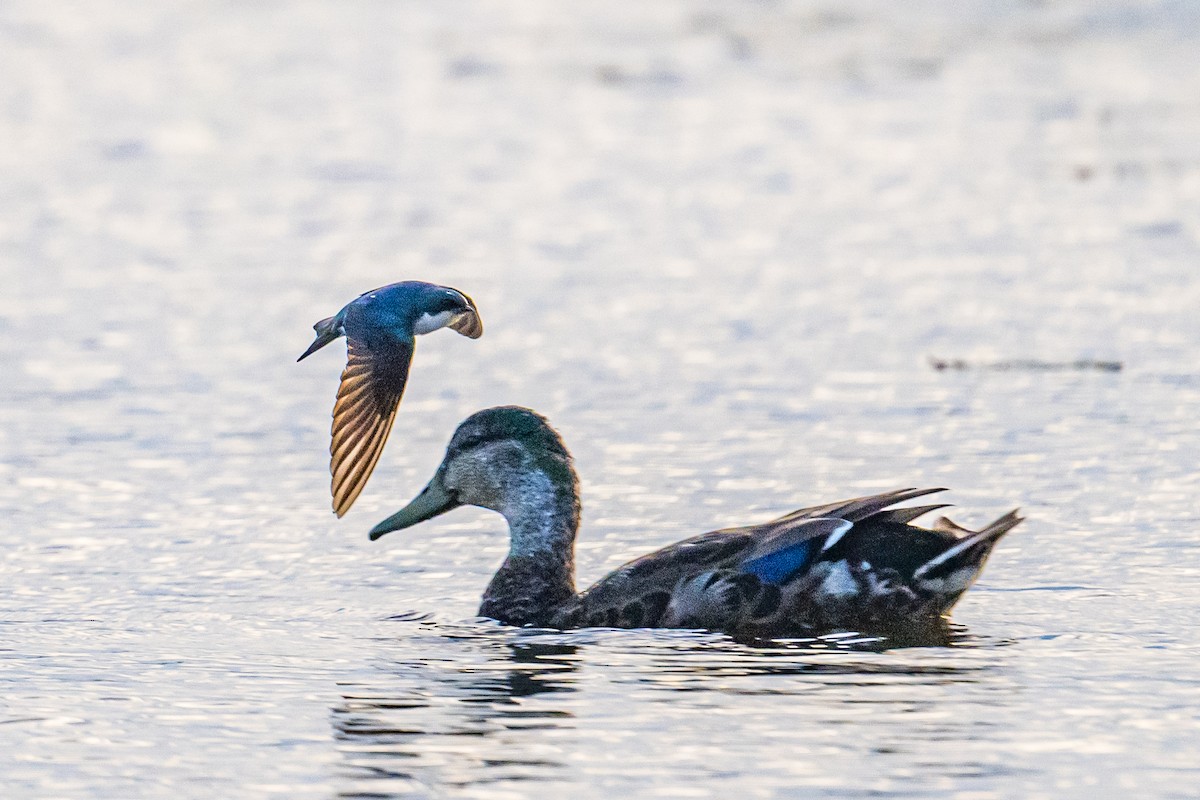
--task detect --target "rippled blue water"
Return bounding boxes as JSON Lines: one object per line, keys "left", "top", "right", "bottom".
{"left": 2, "top": 1, "right": 1199, "bottom": 797}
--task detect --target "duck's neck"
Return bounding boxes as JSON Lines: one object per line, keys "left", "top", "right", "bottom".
{"left": 479, "top": 470, "right": 580, "bottom": 627}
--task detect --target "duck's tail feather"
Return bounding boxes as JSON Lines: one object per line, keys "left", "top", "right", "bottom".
{"left": 913, "top": 509, "right": 1023, "bottom": 610}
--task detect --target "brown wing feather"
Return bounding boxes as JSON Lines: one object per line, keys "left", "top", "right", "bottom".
{"left": 329, "top": 336, "right": 413, "bottom": 516}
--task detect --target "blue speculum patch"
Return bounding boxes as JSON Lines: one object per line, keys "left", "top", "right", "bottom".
{"left": 741, "top": 541, "right": 816, "bottom": 585}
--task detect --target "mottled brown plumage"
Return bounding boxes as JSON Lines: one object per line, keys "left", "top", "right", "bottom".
{"left": 548, "top": 490, "right": 1020, "bottom": 636}
{"left": 370, "top": 407, "right": 1022, "bottom": 639}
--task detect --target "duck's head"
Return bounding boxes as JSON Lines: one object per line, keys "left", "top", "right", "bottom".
{"left": 369, "top": 407, "right": 578, "bottom": 541}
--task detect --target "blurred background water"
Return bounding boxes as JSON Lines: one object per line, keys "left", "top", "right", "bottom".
{"left": 1, "top": 0, "right": 1198, "bottom": 797}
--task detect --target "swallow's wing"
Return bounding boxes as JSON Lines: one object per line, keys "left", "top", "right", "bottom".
{"left": 329, "top": 334, "right": 414, "bottom": 516}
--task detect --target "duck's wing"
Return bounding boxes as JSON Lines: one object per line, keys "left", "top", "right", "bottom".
{"left": 558, "top": 488, "right": 991, "bottom": 632}
{"left": 713, "top": 496, "right": 1021, "bottom": 632}
{"left": 559, "top": 514, "right": 849, "bottom": 629}
{"left": 328, "top": 333, "right": 414, "bottom": 517}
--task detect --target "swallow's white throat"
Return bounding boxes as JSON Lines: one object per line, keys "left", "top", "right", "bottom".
{"left": 413, "top": 310, "right": 456, "bottom": 335}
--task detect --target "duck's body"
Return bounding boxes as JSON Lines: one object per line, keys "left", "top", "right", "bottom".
{"left": 547, "top": 490, "right": 1019, "bottom": 636}
{"left": 298, "top": 281, "right": 482, "bottom": 516}
{"left": 369, "top": 407, "right": 1020, "bottom": 638}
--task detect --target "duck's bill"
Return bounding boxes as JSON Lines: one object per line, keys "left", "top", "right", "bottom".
{"left": 369, "top": 480, "right": 460, "bottom": 540}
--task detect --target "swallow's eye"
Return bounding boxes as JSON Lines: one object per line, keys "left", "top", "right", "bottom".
{"left": 433, "top": 294, "right": 466, "bottom": 314}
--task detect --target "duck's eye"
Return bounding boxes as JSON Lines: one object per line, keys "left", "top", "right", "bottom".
{"left": 454, "top": 432, "right": 493, "bottom": 453}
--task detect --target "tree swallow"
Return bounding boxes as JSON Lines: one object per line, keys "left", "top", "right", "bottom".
{"left": 298, "top": 281, "right": 483, "bottom": 517}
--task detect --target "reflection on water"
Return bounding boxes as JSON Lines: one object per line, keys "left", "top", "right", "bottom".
{"left": 331, "top": 623, "right": 1008, "bottom": 798}
{"left": 729, "top": 619, "right": 974, "bottom": 652}
{"left": 334, "top": 636, "right": 579, "bottom": 797}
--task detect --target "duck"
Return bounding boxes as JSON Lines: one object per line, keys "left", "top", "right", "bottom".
{"left": 368, "top": 406, "right": 1022, "bottom": 638}
{"left": 298, "top": 281, "right": 483, "bottom": 517}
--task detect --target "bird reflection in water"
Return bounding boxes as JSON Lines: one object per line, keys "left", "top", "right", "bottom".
{"left": 329, "top": 623, "right": 1002, "bottom": 797}
{"left": 733, "top": 617, "right": 971, "bottom": 652}
{"left": 331, "top": 638, "right": 579, "bottom": 798}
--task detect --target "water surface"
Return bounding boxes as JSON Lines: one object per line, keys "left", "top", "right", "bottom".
{"left": 1, "top": 1, "right": 1198, "bottom": 797}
